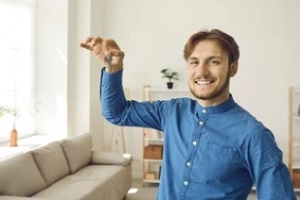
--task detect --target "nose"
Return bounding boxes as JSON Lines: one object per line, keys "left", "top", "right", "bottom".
{"left": 194, "top": 62, "right": 209, "bottom": 77}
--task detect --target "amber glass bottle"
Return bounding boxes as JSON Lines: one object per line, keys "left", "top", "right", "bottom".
{"left": 10, "top": 128, "right": 18, "bottom": 147}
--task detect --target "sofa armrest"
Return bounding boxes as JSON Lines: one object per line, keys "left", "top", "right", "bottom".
{"left": 91, "top": 151, "right": 132, "bottom": 166}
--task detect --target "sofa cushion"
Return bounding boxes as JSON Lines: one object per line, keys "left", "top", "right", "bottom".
{"left": 61, "top": 133, "right": 92, "bottom": 173}
{"left": 0, "top": 152, "right": 46, "bottom": 196}
{"left": 32, "top": 141, "right": 70, "bottom": 186}
{"left": 91, "top": 151, "right": 132, "bottom": 166}
{"left": 72, "top": 165, "right": 132, "bottom": 200}
{"left": 32, "top": 175, "right": 113, "bottom": 200}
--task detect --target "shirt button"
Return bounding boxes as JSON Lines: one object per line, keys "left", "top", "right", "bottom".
{"left": 186, "top": 162, "right": 191, "bottom": 167}
{"left": 183, "top": 181, "right": 189, "bottom": 186}
{"left": 192, "top": 141, "right": 197, "bottom": 146}
{"left": 199, "top": 121, "right": 204, "bottom": 126}
{"left": 202, "top": 109, "right": 207, "bottom": 113}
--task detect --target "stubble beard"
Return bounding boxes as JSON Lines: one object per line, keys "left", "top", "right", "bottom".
{"left": 189, "top": 70, "right": 231, "bottom": 101}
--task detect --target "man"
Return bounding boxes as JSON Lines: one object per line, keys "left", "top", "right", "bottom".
{"left": 80, "top": 29, "right": 296, "bottom": 199}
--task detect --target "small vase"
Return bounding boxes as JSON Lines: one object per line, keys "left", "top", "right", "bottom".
{"left": 167, "top": 82, "right": 173, "bottom": 89}
{"left": 10, "top": 128, "right": 18, "bottom": 147}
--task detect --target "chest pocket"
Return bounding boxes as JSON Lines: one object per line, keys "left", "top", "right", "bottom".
{"left": 192, "top": 142, "right": 237, "bottom": 184}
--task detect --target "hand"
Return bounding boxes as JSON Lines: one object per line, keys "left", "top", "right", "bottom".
{"left": 80, "top": 37, "right": 124, "bottom": 73}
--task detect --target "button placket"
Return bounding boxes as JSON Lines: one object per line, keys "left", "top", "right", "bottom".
{"left": 179, "top": 108, "right": 211, "bottom": 199}
{"left": 181, "top": 112, "right": 209, "bottom": 196}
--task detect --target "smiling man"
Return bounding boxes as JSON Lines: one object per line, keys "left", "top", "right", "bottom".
{"left": 80, "top": 29, "right": 296, "bottom": 200}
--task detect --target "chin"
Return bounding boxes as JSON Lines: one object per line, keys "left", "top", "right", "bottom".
{"left": 191, "top": 90, "right": 212, "bottom": 100}
{"left": 196, "top": 94, "right": 213, "bottom": 100}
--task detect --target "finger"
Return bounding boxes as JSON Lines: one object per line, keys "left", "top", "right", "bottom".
{"left": 110, "top": 49, "right": 125, "bottom": 58}
{"left": 90, "top": 37, "right": 103, "bottom": 48}
{"left": 102, "top": 39, "right": 121, "bottom": 54}
{"left": 80, "top": 37, "right": 103, "bottom": 52}
{"left": 101, "top": 40, "right": 110, "bottom": 55}
{"left": 79, "top": 42, "right": 91, "bottom": 50}
{"left": 107, "top": 39, "right": 121, "bottom": 50}
{"left": 85, "top": 37, "right": 93, "bottom": 43}
{"left": 80, "top": 37, "right": 94, "bottom": 50}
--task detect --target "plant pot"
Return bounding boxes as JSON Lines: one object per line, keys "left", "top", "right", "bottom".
{"left": 167, "top": 82, "right": 173, "bottom": 89}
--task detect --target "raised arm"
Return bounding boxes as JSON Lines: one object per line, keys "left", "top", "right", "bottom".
{"left": 80, "top": 36, "right": 170, "bottom": 132}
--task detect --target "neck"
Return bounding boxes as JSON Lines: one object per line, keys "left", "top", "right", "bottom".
{"left": 197, "top": 92, "right": 230, "bottom": 107}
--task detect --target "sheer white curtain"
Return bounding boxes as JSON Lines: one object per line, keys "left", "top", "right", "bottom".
{"left": 0, "top": 0, "right": 36, "bottom": 142}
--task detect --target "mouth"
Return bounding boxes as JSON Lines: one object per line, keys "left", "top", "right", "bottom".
{"left": 194, "top": 80, "right": 215, "bottom": 85}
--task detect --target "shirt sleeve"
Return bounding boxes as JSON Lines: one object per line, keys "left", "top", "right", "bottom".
{"left": 99, "top": 68, "right": 168, "bottom": 130}
{"left": 100, "top": 68, "right": 127, "bottom": 121}
{"left": 245, "top": 126, "right": 296, "bottom": 200}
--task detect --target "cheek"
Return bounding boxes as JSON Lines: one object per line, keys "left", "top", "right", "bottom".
{"left": 214, "top": 67, "right": 229, "bottom": 78}
{"left": 186, "top": 66, "right": 194, "bottom": 78}
{"left": 187, "top": 71, "right": 194, "bottom": 82}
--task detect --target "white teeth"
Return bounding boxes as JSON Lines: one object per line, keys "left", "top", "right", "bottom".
{"left": 196, "top": 80, "right": 212, "bottom": 85}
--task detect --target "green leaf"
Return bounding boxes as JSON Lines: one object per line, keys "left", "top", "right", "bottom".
{"left": 160, "top": 68, "right": 179, "bottom": 82}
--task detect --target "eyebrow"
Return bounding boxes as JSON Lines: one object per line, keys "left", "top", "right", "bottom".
{"left": 207, "top": 56, "right": 223, "bottom": 60}
{"left": 188, "top": 56, "right": 223, "bottom": 61}
{"left": 187, "top": 57, "right": 198, "bottom": 61}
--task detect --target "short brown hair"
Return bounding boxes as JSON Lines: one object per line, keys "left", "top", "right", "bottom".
{"left": 183, "top": 29, "right": 240, "bottom": 65}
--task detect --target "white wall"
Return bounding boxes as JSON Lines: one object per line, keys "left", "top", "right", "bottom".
{"left": 36, "top": 0, "right": 300, "bottom": 179}
{"left": 36, "top": 0, "right": 68, "bottom": 137}
{"left": 36, "top": 0, "right": 104, "bottom": 147}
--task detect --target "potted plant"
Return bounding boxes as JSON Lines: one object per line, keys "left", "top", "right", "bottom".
{"left": 160, "top": 68, "right": 179, "bottom": 89}
{"left": 0, "top": 105, "right": 19, "bottom": 146}
{"left": 9, "top": 107, "right": 19, "bottom": 146}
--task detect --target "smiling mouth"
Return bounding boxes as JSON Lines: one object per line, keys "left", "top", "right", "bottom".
{"left": 195, "top": 80, "right": 214, "bottom": 85}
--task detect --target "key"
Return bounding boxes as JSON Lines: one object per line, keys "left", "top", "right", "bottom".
{"left": 104, "top": 55, "right": 112, "bottom": 68}
{"left": 104, "top": 55, "right": 112, "bottom": 72}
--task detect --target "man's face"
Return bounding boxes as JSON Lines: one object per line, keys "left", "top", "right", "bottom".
{"left": 187, "top": 39, "right": 236, "bottom": 107}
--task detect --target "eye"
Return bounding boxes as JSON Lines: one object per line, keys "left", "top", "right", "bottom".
{"left": 208, "top": 59, "right": 220, "bottom": 65}
{"left": 189, "top": 60, "right": 199, "bottom": 66}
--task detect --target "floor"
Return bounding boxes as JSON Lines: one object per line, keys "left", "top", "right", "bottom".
{"left": 127, "top": 180, "right": 157, "bottom": 200}
{"left": 127, "top": 180, "right": 300, "bottom": 200}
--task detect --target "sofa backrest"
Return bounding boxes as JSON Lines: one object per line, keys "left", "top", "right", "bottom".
{"left": 0, "top": 152, "right": 46, "bottom": 196}
{"left": 31, "top": 141, "right": 70, "bottom": 186}
{"left": 61, "top": 133, "right": 92, "bottom": 173}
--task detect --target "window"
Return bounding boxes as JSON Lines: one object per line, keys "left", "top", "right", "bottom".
{"left": 0, "top": 0, "right": 36, "bottom": 142}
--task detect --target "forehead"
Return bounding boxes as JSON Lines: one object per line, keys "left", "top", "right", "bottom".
{"left": 190, "top": 39, "right": 228, "bottom": 58}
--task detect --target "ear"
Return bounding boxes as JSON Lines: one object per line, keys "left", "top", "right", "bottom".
{"left": 229, "top": 61, "right": 238, "bottom": 77}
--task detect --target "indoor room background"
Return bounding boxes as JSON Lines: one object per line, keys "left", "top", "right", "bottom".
{"left": 34, "top": 0, "right": 300, "bottom": 179}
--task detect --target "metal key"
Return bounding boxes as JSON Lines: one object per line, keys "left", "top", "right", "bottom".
{"left": 104, "top": 55, "right": 112, "bottom": 68}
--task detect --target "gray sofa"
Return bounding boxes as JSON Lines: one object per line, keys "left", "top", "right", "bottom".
{"left": 0, "top": 133, "right": 132, "bottom": 200}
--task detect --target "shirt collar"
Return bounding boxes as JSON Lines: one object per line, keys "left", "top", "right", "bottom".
{"left": 196, "top": 94, "right": 236, "bottom": 115}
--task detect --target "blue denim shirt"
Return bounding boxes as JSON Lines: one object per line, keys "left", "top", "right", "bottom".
{"left": 100, "top": 69, "right": 296, "bottom": 200}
